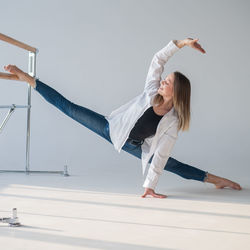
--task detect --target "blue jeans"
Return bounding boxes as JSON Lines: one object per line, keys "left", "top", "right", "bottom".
{"left": 34, "top": 79, "right": 208, "bottom": 182}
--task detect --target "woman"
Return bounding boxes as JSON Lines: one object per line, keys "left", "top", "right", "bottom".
{"left": 4, "top": 37, "right": 242, "bottom": 199}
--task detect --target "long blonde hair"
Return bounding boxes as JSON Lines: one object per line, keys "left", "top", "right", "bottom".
{"left": 152, "top": 71, "right": 191, "bottom": 132}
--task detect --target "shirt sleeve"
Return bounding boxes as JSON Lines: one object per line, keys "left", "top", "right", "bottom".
{"left": 144, "top": 40, "right": 180, "bottom": 94}
{"left": 142, "top": 123, "right": 178, "bottom": 190}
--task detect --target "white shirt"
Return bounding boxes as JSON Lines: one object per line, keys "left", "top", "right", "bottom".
{"left": 105, "top": 40, "right": 180, "bottom": 190}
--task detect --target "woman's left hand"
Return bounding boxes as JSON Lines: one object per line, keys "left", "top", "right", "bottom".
{"left": 184, "top": 38, "right": 206, "bottom": 54}
{"left": 141, "top": 188, "right": 167, "bottom": 198}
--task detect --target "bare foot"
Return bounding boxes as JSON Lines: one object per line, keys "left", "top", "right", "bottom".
{"left": 4, "top": 64, "right": 26, "bottom": 81}
{"left": 205, "top": 173, "right": 242, "bottom": 190}
{"left": 4, "top": 64, "right": 36, "bottom": 87}
{"left": 215, "top": 177, "right": 242, "bottom": 190}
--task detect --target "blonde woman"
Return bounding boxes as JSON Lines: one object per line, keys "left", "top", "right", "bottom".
{"left": 4, "top": 38, "right": 242, "bottom": 199}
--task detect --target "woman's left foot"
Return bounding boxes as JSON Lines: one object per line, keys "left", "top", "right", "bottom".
{"left": 4, "top": 64, "right": 36, "bottom": 87}
{"left": 205, "top": 173, "right": 242, "bottom": 190}
{"left": 4, "top": 64, "right": 26, "bottom": 81}
{"left": 215, "top": 178, "right": 242, "bottom": 190}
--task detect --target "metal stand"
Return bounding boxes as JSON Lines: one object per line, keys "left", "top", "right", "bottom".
{"left": 0, "top": 33, "right": 69, "bottom": 176}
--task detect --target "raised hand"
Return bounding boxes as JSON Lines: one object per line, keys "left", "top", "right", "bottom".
{"left": 184, "top": 38, "right": 206, "bottom": 54}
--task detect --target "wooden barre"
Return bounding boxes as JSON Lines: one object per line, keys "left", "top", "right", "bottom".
{"left": 0, "top": 72, "right": 20, "bottom": 81}
{"left": 0, "top": 33, "right": 37, "bottom": 53}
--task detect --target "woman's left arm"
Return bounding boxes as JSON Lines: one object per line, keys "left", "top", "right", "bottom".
{"left": 143, "top": 40, "right": 181, "bottom": 94}
{"left": 141, "top": 122, "right": 179, "bottom": 198}
{"left": 172, "top": 39, "right": 186, "bottom": 49}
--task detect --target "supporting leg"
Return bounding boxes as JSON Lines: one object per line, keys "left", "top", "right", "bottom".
{"left": 119, "top": 140, "right": 242, "bottom": 190}
{"left": 162, "top": 157, "right": 208, "bottom": 182}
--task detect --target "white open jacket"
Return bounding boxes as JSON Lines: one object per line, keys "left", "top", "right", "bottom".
{"left": 105, "top": 40, "right": 181, "bottom": 190}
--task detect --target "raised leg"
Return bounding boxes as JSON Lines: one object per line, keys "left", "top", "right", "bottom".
{"left": 34, "top": 79, "right": 111, "bottom": 141}
{"left": 118, "top": 135, "right": 242, "bottom": 190}
{"left": 119, "top": 139, "right": 209, "bottom": 183}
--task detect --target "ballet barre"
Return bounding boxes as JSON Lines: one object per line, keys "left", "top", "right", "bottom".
{"left": 0, "top": 32, "right": 69, "bottom": 176}
{"left": 0, "top": 33, "right": 37, "bottom": 52}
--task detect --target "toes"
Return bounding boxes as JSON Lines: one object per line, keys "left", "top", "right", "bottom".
{"left": 234, "top": 184, "right": 242, "bottom": 190}
{"left": 215, "top": 184, "right": 224, "bottom": 189}
{"left": 4, "top": 64, "right": 12, "bottom": 71}
{"left": 4, "top": 64, "right": 18, "bottom": 74}
{"left": 215, "top": 181, "right": 242, "bottom": 190}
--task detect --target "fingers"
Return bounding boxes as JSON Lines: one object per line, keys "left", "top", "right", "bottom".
{"left": 141, "top": 191, "right": 147, "bottom": 198}
{"left": 153, "top": 193, "right": 162, "bottom": 198}
{"left": 187, "top": 37, "right": 198, "bottom": 41}
{"left": 154, "top": 192, "right": 167, "bottom": 198}
{"left": 194, "top": 41, "right": 206, "bottom": 54}
{"left": 196, "top": 46, "right": 206, "bottom": 53}
{"left": 195, "top": 47, "right": 206, "bottom": 53}
{"left": 141, "top": 191, "right": 167, "bottom": 198}
{"left": 191, "top": 38, "right": 199, "bottom": 43}
{"left": 187, "top": 40, "right": 206, "bottom": 53}
{"left": 187, "top": 38, "right": 198, "bottom": 43}
{"left": 191, "top": 42, "right": 206, "bottom": 54}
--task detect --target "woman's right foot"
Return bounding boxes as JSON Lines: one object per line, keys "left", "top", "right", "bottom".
{"left": 4, "top": 64, "right": 36, "bottom": 87}
{"left": 205, "top": 173, "right": 242, "bottom": 190}
{"left": 4, "top": 64, "right": 26, "bottom": 81}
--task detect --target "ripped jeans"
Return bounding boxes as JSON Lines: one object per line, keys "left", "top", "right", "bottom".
{"left": 34, "top": 79, "right": 208, "bottom": 182}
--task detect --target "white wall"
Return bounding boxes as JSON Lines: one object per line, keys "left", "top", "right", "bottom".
{"left": 0, "top": 0, "right": 249, "bottom": 186}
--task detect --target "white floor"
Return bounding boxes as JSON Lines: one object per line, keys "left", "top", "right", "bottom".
{"left": 0, "top": 171, "right": 249, "bottom": 250}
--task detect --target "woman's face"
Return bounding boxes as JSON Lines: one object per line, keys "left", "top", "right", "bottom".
{"left": 158, "top": 72, "right": 175, "bottom": 98}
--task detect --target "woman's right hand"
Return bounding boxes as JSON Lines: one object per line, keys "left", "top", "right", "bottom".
{"left": 184, "top": 38, "right": 206, "bottom": 54}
